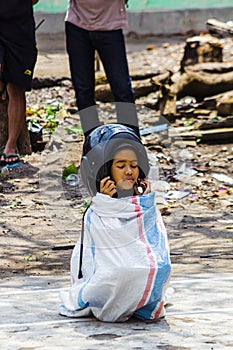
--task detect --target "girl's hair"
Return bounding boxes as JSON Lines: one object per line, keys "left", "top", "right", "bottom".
{"left": 96, "top": 138, "right": 146, "bottom": 193}
{"left": 81, "top": 123, "right": 149, "bottom": 196}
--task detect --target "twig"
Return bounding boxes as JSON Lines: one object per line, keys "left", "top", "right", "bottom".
{"left": 200, "top": 252, "right": 233, "bottom": 258}
{"left": 52, "top": 245, "right": 75, "bottom": 251}
{"left": 35, "top": 18, "right": 45, "bottom": 31}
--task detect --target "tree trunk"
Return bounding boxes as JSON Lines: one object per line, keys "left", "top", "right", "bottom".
{"left": 0, "top": 100, "right": 32, "bottom": 155}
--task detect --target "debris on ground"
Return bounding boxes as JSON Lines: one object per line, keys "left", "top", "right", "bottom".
{"left": 0, "top": 34, "right": 232, "bottom": 278}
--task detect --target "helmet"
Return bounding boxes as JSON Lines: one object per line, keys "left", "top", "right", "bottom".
{"left": 80, "top": 124, "right": 149, "bottom": 196}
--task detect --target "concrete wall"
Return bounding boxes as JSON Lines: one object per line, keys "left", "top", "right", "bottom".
{"left": 35, "top": 7, "right": 233, "bottom": 36}
{"left": 127, "top": 7, "right": 233, "bottom": 35}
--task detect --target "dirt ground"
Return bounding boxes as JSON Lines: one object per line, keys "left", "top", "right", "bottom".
{"left": 0, "top": 35, "right": 233, "bottom": 281}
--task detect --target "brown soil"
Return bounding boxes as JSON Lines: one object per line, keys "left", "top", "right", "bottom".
{"left": 0, "top": 36, "right": 233, "bottom": 280}
{"left": 1, "top": 135, "right": 232, "bottom": 279}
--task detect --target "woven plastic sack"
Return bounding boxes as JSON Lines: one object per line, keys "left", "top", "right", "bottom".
{"left": 59, "top": 192, "right": 171, "bottom": 322}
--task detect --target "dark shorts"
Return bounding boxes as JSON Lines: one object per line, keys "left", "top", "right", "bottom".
{"left": 0, "top": 16, "right": 38, "bottom": 91}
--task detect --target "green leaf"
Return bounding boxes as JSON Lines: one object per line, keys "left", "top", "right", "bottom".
{"left": 62, "top": 163, "right": 77, "bottom": 179}
{"left": 80, "top": 200, "right": 91, "bottom": 213}
{"left": 24, "top": 253, "right": 32, "bottom": 261}
{"left": 65, "top": 125, "right": 83, "bottom": 136}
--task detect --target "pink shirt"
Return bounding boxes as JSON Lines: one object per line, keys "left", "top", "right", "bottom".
{"left": 65, "top": 0, "right": 128, "bottom": 31}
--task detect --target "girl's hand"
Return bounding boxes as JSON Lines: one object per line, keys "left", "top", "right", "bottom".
{"left": 134, "top": 179, "right": 151, "bottom": 195}
{"left": 100, "top": 177, "right": 117, "bottom": 197}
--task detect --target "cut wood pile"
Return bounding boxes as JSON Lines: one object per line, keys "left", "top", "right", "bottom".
{"left": 157, "top": 34, "right": 233, "bottom": 143}
{"left": 93, "top": 34, "right": 233, "bottom": 144}
{"left": 1, "top": 33, "right": 233, "bottom": 153}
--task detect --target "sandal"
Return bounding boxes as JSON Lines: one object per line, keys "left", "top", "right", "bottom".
{"left": 0, "top": 152, "right": 21, "bottom": 166}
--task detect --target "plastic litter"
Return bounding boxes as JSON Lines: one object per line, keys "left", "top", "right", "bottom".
{"left": 65, "top": 174, "right": 79, "bottom": 187}
{"left": 212, "top": 173, "right": 233, "bottom": 185}
{"left": 166, "top": 190, "right": 190, "bottom": 200}
{"left": 140, "top": 123, "right": 168, "bottom": 136}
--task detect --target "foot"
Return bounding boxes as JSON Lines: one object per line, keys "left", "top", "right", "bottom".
{"left": 0, "top": 147, "right": 20, "bottom": 165}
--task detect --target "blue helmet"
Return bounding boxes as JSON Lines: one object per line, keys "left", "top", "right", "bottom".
{"left": 80, "top": 124, "right": 149, "bottom": 196}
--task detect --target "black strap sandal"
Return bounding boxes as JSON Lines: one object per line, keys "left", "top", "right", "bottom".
{"left": 0, "top": 152, "right": 21, "bottom": 166}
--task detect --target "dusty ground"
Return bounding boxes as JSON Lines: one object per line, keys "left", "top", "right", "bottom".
{"left": 0, "top": 35, "right": 233, "bottom": 280}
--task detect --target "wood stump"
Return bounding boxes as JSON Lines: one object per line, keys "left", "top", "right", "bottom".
{"left": 180, "top": 35, "right": 223, "bottom": 72}
{"left": 0, "top": 100, "right": 31, "bottom": 155}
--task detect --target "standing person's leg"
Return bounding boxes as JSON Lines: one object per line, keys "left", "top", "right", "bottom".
{"left": 0, "top": 16, "right": 37, "bottom": 163}
{"left": 65, "top": 22, "right": 100, "bottom": 136}
{"left": 0, "top": 45, "right": 7, "bottom": 102}
{"left": 94, "top": 30, "right": 139, "bottom": 136}
{"left": 0, "top": 77, "right": 7, "bottom": 103}
{"left": 95, "top": 30, "right": 134, "bottom": 102}
{"left": 1, "top": 83, "right": 25, "bottom": 163}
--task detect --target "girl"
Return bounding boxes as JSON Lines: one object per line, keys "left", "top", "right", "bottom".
{"left": 59, "top": 124, "right": 171, "bottom": 322}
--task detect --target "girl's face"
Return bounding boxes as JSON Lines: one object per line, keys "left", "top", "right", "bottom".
{"left": 111, "top": 148, "right": 139, "bottom": 191}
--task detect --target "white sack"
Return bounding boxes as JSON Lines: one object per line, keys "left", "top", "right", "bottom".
{"left": 59, "top": 192, "right": 171, "bottom": 322}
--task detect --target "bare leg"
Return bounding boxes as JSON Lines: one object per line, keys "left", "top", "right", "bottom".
{"left": 1, "top": 83, "right": 26, "bottom": 162}
{"left": 0, "top": 80, "right": 7, "bottom": 101}
{"left": 0, "top": 64, "right": 7, "bottom": 102}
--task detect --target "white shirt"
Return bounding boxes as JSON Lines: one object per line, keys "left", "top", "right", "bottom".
{"left": 65, "top": 0, "right": 128, "bottom": 31}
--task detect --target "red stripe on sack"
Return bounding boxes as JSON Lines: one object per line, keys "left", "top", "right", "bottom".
{"left": 132, "top": 197, "right": 156, "bottom": 310}
{"left": 153, "top": 301, "right": 164, "bottom": 319}
{"left": 71, "top": 274, "right": 75, "bottom": 285}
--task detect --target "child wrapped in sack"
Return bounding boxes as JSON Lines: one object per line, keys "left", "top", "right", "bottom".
{"left": 59, "top": 124, "right": 171, "bottom": 322}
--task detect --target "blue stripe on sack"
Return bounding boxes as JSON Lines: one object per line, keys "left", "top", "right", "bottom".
{"left": 87, "top": 209, "right": 96, "bottom": 258}
{"left": 134, "top": 194, "right": 171, "bottom": 320}
{"left": 76, "top": 209, "right": 95, "bottom": 309}
{"left": 134, "top": 263, "right": 171, "bottom": 320}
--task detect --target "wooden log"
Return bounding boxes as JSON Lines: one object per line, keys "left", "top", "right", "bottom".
{"left": 151, "top": 62, "right": 233, "bottom": 116}
{"left": 17, "top": 118, "right": 32, "bottom": 155}
{"left": 0, "top": 100, "right": 32, "bottom": 155}
{"left": 95, "top": 70, "right": 169, "bottom": 85}
{"left": 95, "top": 71, "right": 171, "bottom": 102}
{"left": 32, "top": 77, "right": 71, "bottom": 89}
{"left": 199, "top": 116, "right": 233, "bottom": 130}
{"left": 157, "top": 83, "right": 177, "bottom": 116}
{"left": 206, "top": 18, "right": 233, "bottom": 38}
{"left": 170, "top": 126, "right": 233, "bottom": 143}
{"left": 95, "top": 78, "right": 158, "bottom": 102}
{"left": 175, "top": 69, "right": 233, "bottom": 100}
{"left": 159, "top": 62, "right": 233, "bottom": 116}
{"left": 185, "top": 61, "right": 233, "bottom": 74}
{"left": 198, "top": 89, "right": 233, "bottom": 110}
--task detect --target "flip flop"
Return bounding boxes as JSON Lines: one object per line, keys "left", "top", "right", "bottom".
{"left": 0, "top": 152, "right": 21, "bottom": 166}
